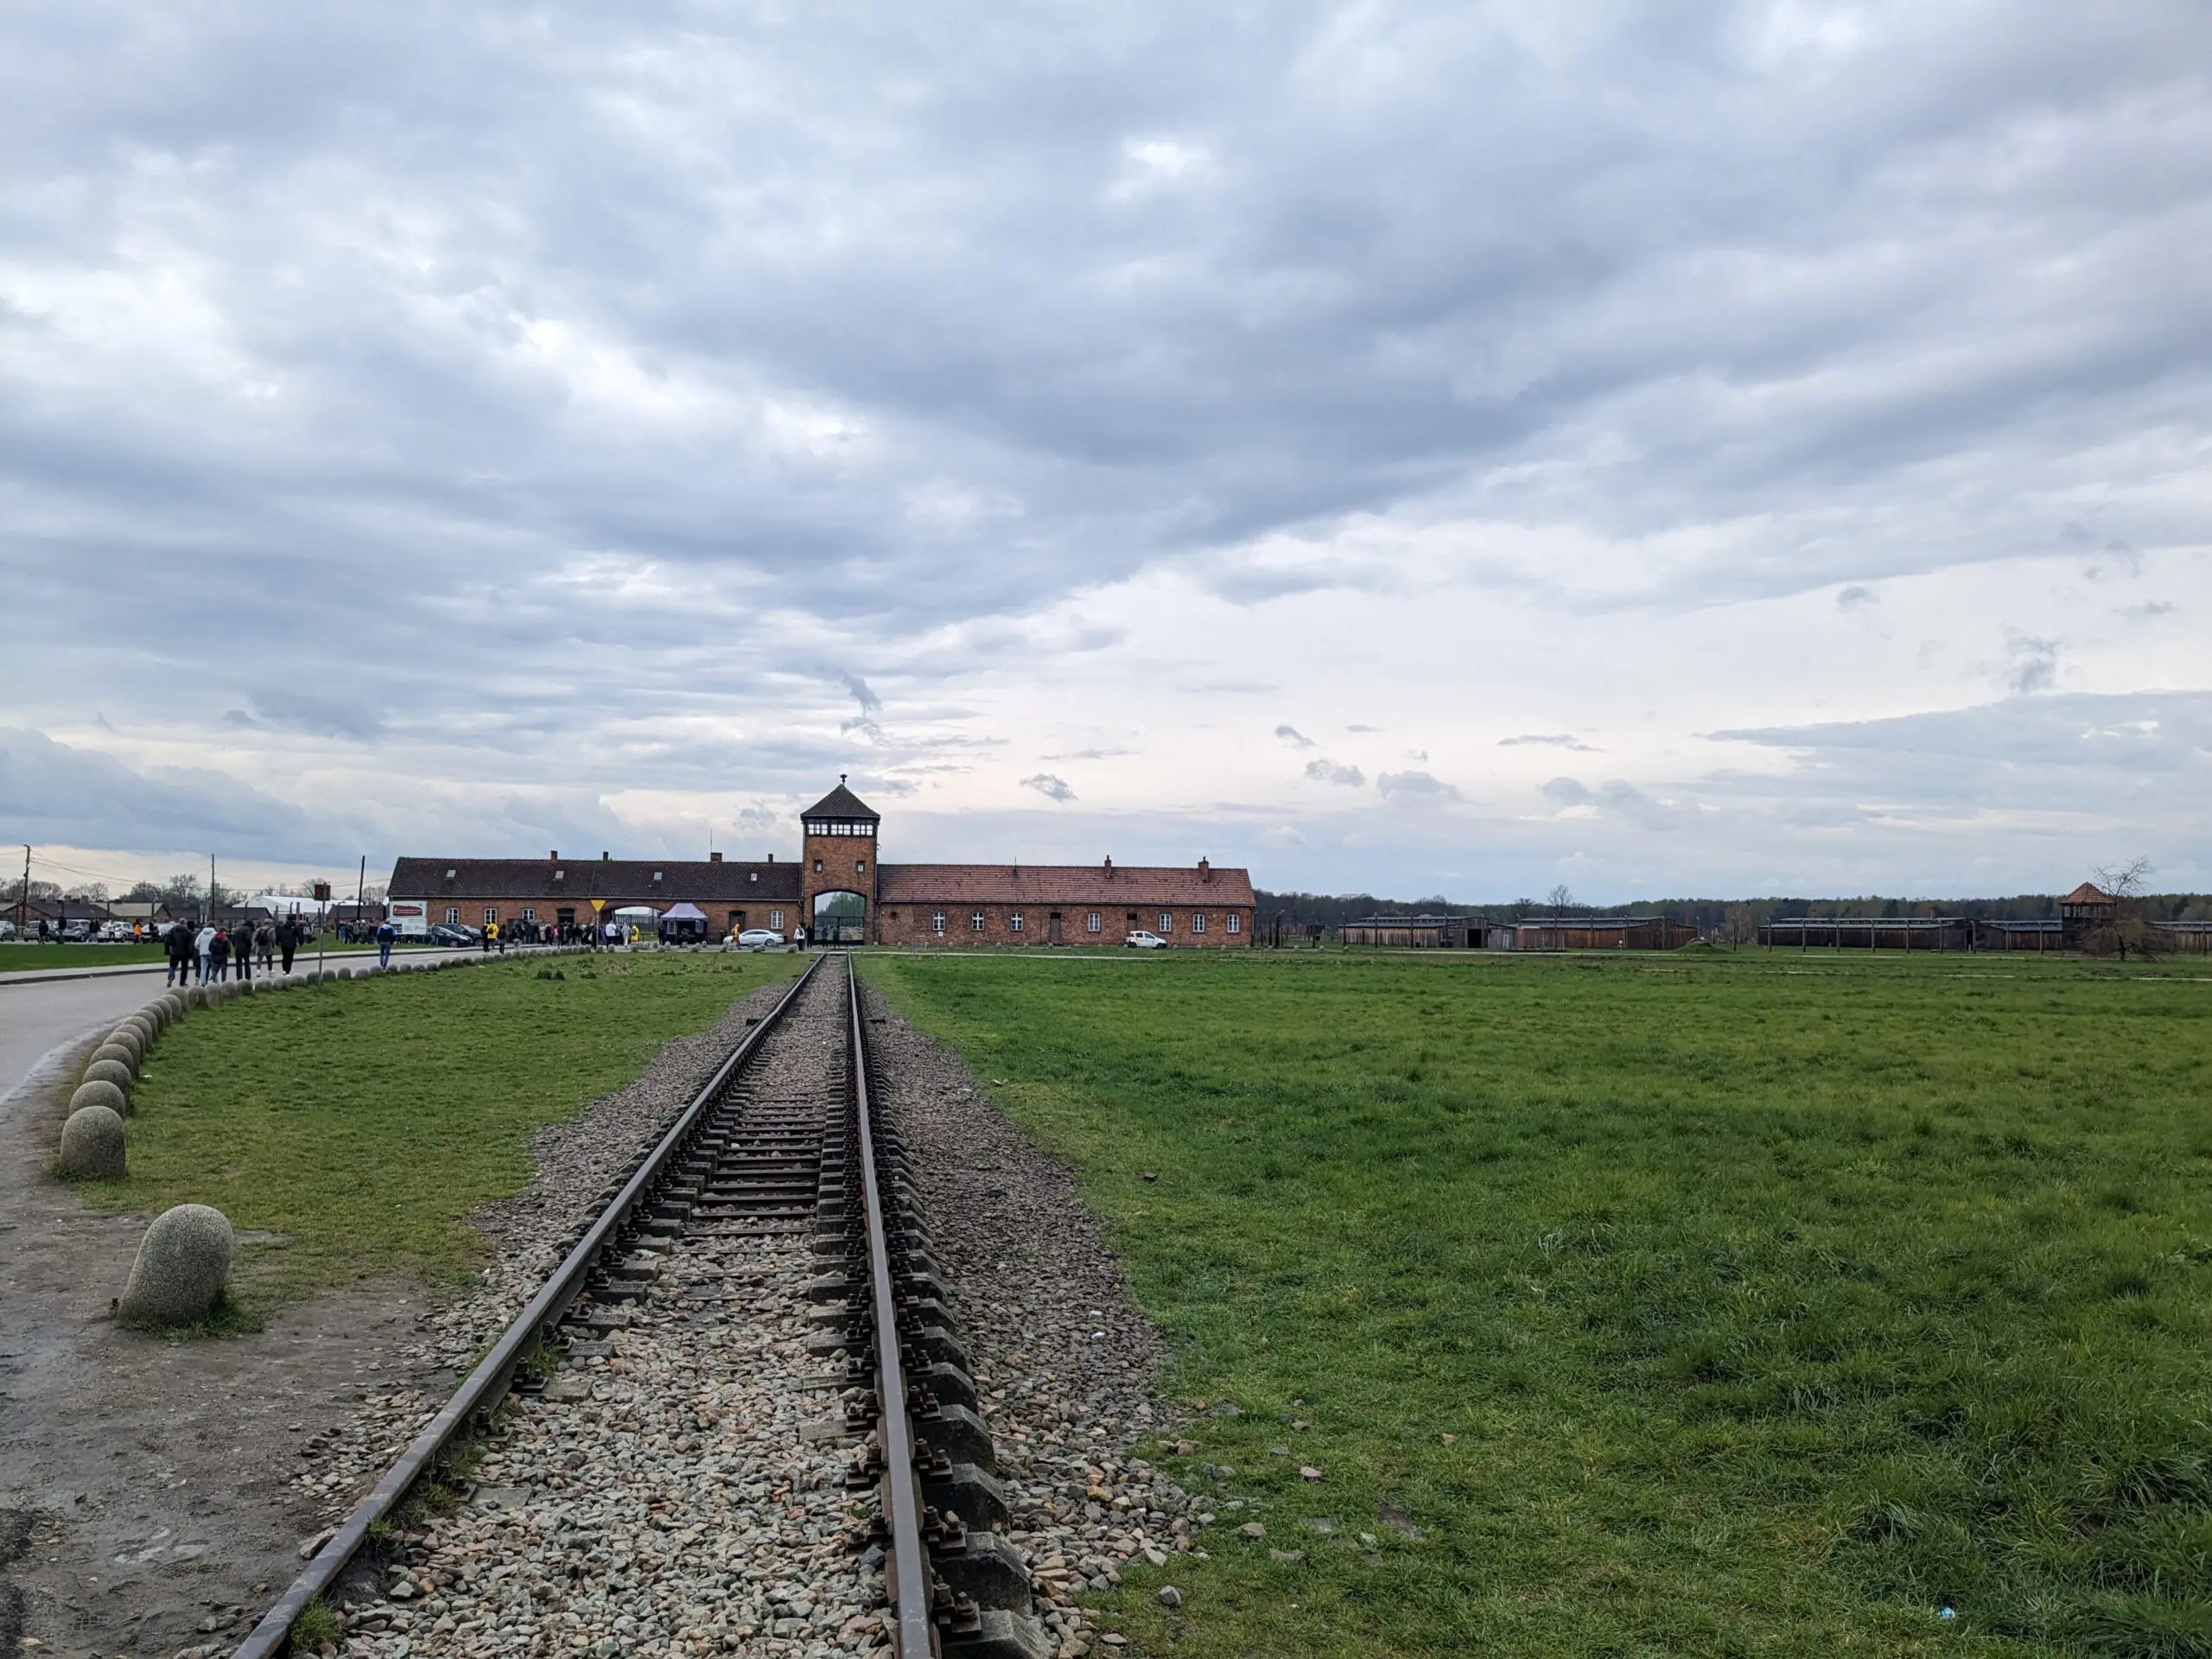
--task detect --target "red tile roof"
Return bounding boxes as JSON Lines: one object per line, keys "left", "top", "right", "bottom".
{"left": 2062, "top": 882, "right": 2114, "bottom": 905}
{"left": 878, "top": 862, "right": 1254, "bottom": 908}
{"left": 388, "top": 857, "right": 801, "bottom": 903}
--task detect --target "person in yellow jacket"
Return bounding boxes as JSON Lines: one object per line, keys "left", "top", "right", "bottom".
{"left": 482, "top": 920, "right": 498, "bottom": 955}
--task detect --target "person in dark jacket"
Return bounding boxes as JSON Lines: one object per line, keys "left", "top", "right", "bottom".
{"left": 210, "top": 928, "right": 232, "bottom": 981}
{"left": 277, "top": 916, "right": 300, "bottom": 973}
{"left": 233, "top": 922, "right": 253, "bottom": 982}
{"left": 165, "top": 922, "right": 195, "bottom": 987}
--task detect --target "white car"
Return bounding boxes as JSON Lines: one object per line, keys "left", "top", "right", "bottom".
{"left": 1124, "top": 930, "right": 1169, "bottom": 950}
{"left": 735, "top": 928, "right": 786, "bottom": 950}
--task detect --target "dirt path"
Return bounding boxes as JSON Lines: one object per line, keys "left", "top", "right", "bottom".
{"left": 0, "top": 1029, "right": 461, "bottom": 1659}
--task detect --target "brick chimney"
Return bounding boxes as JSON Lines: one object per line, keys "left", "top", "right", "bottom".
{"left": 550, "top": 849, "right": 559, "bottom": 861}
{"left": 1198, "top": 857, "right": 1211, "bottom": 881}
{"left": 710, "top": 851, "right": 723, "bottom": 863}
{"left": 1103, "top": 855, "right": 1114, "bottom": 878}
{"left": 601, "top": 851, "right": 610, "bottom": 861}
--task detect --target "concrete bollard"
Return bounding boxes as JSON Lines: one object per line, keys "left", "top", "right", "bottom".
{"left": 71, "top": 1078, "right": 130, "bottom": 1119}
{"left": 81, "top": 1058, "right": 136, "bottom": 1094}
{"left": 102, "top": 1027, "right": 146, "bottom": 1065}
{"left": 118, "top": 1204, "right": 234, "bottom": 1326}
{"left": 89, "top": 1043, "right": 139, "bottom": 1077}
{"left": 184, "top": 986, "right": 208, "bottom": 1009}
{"left": 59, "top": 1105, "right": 126, "bottom": 1179}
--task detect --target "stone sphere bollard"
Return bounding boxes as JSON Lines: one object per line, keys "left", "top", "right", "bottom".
{"left": 71, "top": 1078, "right": 129, "bottom": 1119}
{"left": 118, "top": 1204, "right": 233, "bottom": 1326}
{"left": 159, "top": 994, "right": 186, "bottom": 1021}
{"left": 58, "top": 1104, "right": 126, "bottom": 1179}
{"left": 89, "top": 1043, "right": 138, "bottom": 1077}
{"left": 103, "top": 1027, "right": 146, "bottom": 1064}
{"left": 123, "top": 1011, "right": 158, "bottom": 1039}
{"left": 82, "top": 1058, "right": 136, "bottom": 1094}
{"left": 183, "top": 985, "right": 208, "bottom": 1009}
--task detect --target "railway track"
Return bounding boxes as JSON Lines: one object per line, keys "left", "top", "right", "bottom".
{"left": 236, "top": 953, "right": 1051, "bottom": 1659}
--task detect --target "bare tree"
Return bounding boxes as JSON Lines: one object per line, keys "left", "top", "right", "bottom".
{"left": 2088, "top": 857, "right": 2168, "bottom": 960}
{"left": 1547, "top": 883, "right": 1574, "bottom": 918}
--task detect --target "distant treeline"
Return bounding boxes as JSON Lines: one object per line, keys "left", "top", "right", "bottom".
{"left": 1254, "top": 889, "right": 2212, "bottom": 932}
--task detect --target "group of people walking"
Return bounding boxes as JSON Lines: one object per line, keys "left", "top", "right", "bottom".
{"left": 164, "top": 918, "right": 302, "bottom": 986}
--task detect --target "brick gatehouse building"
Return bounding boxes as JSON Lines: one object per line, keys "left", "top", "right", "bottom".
{"left": 387, "top": 781, "right": 1255, "bottom": 947}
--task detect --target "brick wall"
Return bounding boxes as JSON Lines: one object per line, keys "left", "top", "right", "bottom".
{"left": 874, "top": 901, "right": 1252, "bottom": 947}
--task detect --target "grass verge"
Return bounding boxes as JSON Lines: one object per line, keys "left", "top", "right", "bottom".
{"left": 89, "top": 952, "right": 799, "bottom": 1306}
{"left": 863, "top": 949, "right": 2212, "bottom": 1658}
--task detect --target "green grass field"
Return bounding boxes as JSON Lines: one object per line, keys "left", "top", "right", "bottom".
{"left": 90, "top": 953, "right": 800, "bottom": 1303}
{"left": 864, "top": 950, "right": 2212, "bottom": 1658}
{"left": 0, "top": 943, "right": 168, "bottom": 971}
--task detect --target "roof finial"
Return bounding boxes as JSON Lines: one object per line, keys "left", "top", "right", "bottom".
{"left": 841, "top": 772, "right": 848, "bottom": 784}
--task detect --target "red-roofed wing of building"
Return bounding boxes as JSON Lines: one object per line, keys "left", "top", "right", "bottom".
{"left": 875, "top": 859, "right": 1255, "bottom": 946}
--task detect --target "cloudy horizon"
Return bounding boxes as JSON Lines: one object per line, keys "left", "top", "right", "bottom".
{"left": 4, "top": 3, "right": 2208, "bottom": 905}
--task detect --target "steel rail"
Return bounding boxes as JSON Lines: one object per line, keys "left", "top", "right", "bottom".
{"left": 846, "top": 954, "right": 936, "bottom": 1659}
{"left": 232, "top": 952, "right": 827, "bottom": 1659}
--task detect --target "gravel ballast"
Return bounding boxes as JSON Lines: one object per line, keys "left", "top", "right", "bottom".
{"left": 264, "top": 962, "right": 1205, "bottom": 1659}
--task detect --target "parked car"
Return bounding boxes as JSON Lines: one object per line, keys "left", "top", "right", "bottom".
{"left": 97, "top": 919, "right": 136, "bottom": 941}
{"left": 60, "top": 919, "right": 96, "bottom": 942}
{"left": 735, "top": 928, "right": 786, "bottom": 950}
{"left": 1124, "top": 930, "right": 1169, "bottom": 950}
{"left": 428, "top": 923, "right": 483, "bottom": 946}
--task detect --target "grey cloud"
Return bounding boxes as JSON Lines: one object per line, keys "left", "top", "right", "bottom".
{"left": 1020, "top": 772, "right": 1076, "bottom": 802}
{"left": 1377, "top": 770, "right": 1459, "bottom": 801}
{"left": 1274, "top": 724, "right": 1314, "bottom": 748}
{"left": 0, "top": 727, "right": 335, "bottom": 860}
{"left": 1539, "top": 775, "right": 1683, "bottom": 830}
{"left": 2120, "top": 600, "right": 2177, "bottom": 619}
{"left": 247, "top": 687, "right": 386, "bottom": 741}
{"left": 1837, "top": 585, "right": 1878, "bottom": 611}
{"left": 1305, "top": 759, "right": 1364, "bottom": 787}
{"left": 1501, "top": 734, "right": 1595, "bottom": 751}
{"left": 1345, "top": 726, "right": 1379, "bottom": 734}
{"left": 2003, "top": 632, "right": 2061, "bottom": 696}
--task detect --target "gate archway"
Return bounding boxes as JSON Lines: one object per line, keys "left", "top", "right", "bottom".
{"left": 812, "top": 889, "right": 868, "bottom": 944}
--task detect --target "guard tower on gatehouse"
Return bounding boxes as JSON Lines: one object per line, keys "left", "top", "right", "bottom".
{"left": 801, "top": 777, "right": 880, "bottom": 944}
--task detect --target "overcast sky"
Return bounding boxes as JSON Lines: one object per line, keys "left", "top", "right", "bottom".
{"left": 4, "top": 2, "right": 2208, "bottom": 903}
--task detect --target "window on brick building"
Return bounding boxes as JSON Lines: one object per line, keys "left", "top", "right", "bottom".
{"left": 855, "top": 859, "right": 867, "bottom": 874}
{"left": 1192, "top": 912, "right": 1207, "bottom": 933}
{"left": 970, "top": 911, "right": 986, "bottom": 932}
{"left": 484, "top": 907, "right": 498, "bottom": 925}
{"left": 1086, "top": 912, "right": 1102, "bottom": 933}
{"left": 444, "top": 907, "right": 459, "bottom": 925}
{"left": 1010, "top": 912, "right": 1024, "bottom": 932}
{"left": 771, "top": 909, "right": 785, "bottom": 930}
{"left": 1226, "top": 913, "right": 1241, "bottom": 934}
{"left": 521, "top": 908, "right": 536, "bottom": 922}
{"left": 931, "top": 911, "right": 946, "bottom": 935}
{"left": 1159, "top": 912, "right": 1173, "bottom": 932}
{"left": 813, "top": 859, "right": 823, "bottom": 873}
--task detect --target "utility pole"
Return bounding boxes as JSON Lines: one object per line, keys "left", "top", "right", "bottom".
{"left": 357, "top": 855, "right": 366, "bottom": 938}
{"left": 16, "top": 845, "right": 28, "bottom": 936}
{"left": 207, "top": 855, "right": 216, "bottom": 926}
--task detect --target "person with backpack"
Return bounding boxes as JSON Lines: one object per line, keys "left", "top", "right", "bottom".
{"left": 209, "top": 927, "right": 232, "bottom": 982}
{"left": 375, "top": 917, "right": 397, "bottom": 968}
